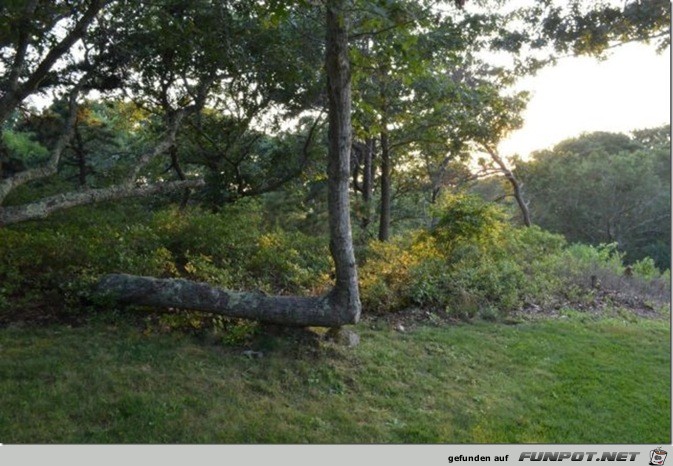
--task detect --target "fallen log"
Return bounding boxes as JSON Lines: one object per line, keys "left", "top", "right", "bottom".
{"left": 96, "top": 273, "right": 360, "bottom": 328}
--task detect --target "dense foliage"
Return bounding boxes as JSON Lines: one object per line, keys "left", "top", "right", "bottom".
{"left": 1, "top": 194, "right": 668, "bottom": 327}
{"left": 516, "top": 127, "right": 671, "bottom": 269}
{"left": 0, "top": 0, "right": 669, "bottom": 449}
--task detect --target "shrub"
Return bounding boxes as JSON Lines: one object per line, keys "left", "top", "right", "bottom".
{"left": 429, "top": 192, "right": 506, "bottom": 253}
{"left": 360, "top": 195, "right": 532, "bottom": 317}
{"left": 247, "top": 230, "right": 331, "bottom": 294}
{"left": 0, "top": 199, "right": 334, "bottom": 324}
{"left": 1, "top": 190, "right": 668, "bottom": 326}
{"left": 359, "top": 237, "right": 421, "bottom": 313}
{"left": 631, "top": 257, "right": 660, "bottom": 280}
{"left": 359, "top": 193, "right": 669, "bottom": 319}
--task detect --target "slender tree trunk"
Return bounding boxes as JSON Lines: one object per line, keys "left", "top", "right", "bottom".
{"left": 484, "top": 145, "right": 531, "bottom": 227}
{"left": 361, "top": 137, "right": 374, "bottom": 230}
{"left": 169, "top": 145, "right": 190, "bottom": 209}
{"left": 511, "top": 177, "right": 532, "bottom": 227}
{"left": 95, "top": 0, "right": 361, "bottom": 327}
{"left": 74, "top": 122, "right": 88, "bottom": 187}
{"left": 378, "top": 129, "right": 391, "bottom": 241}
{"left": 351, "top": 137, "right": 374, "bottom": 234}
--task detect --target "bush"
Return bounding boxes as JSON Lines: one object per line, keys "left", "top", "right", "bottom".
{"left": 359, "top": 237, "right": 424, "bottom": 313}
{"left": 429, "top": 192, "right": 506, "bottom": 253}
{"left": 0, "top": 205, "right": 178, "bottom": 322}
{"left": 0, "top": 199, "right": 332, "bottom": 324}
{"left": 1, "top": 191, "right": 668, "bottom": 326}
{"left": 247, "top": 230, "right": 332, "bottom": 294}
{"left": 359, "top": 194, "right": 669, "bottom": 319}
{"left": 360, "top": 194, "right": 531, "bottom": 317}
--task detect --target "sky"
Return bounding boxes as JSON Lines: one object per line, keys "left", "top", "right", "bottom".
{"left": 497, "top": 42, "right": 671, "bottom": 159}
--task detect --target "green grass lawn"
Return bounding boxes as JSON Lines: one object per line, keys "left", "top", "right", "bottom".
{"left": 0, "top": 313, "right": 669, "bottom": 443}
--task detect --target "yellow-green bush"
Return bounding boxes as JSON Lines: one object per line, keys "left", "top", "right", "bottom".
{"left": 359, "top": 193, "right": 668, "bottom": 319}
{"left": 358, "top": 236, "right": 425, "bottom": 313}
{"left": 360, "top": 194, "right": 529, "bottom": 316}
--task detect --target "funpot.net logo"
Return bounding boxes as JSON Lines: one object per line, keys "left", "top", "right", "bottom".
{"left": 650, "top": 448, "right": 667, "bottom": 466}
{"left": 518, "top": 451, "right": 641, "bottom": 462}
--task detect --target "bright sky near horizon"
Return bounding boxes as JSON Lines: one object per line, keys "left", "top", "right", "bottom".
{"left": 498, "top": 42, "right": 671, "bottom": 159}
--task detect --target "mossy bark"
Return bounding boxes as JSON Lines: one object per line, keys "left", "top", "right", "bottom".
{"left": 97, "top": 274, "right": 358, "bottom": 327}
{"left": 0, "top": 179, "right": 204, "bottom": 225}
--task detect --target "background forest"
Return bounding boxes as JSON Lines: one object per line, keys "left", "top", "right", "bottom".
{"left": 0, "top": 0, "right": 669, "bottom": 444}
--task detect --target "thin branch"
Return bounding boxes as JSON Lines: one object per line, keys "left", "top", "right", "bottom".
{"left": 482, "top": 144, "right": 532, "bottom": 227}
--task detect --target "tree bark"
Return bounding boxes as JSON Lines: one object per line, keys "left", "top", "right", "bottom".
{"left": 0, "top": 179, "right": 205, "bottom": 225}
{"left": 73, "top": 119, "right": 88, "bottom": 188}
{"left": 323, "top": 0, "right": 361, "bottom": 321}
{"left": 96, "top": 0, "right": 361, "bottom": 328}
{"left": 361, "top": 137, "right": 374, "bottom": 231}
{"left": 351, "top": 138, "right": 374, "bottom": 233}
{"left": 97, "top": 274, "right": 350, "bottom": 327}
{"left": 363, "top": 139, "right": 374, "bottom": 206}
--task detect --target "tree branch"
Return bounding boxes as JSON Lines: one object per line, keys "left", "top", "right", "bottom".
{"left": 0, "top": 0, "right": 108, "bottom": 124}
{"left": 0, "top": 178, "right": 205, "bottom": 226}
{"left": 0, "top": 78, "right": 87, "bottom": 203}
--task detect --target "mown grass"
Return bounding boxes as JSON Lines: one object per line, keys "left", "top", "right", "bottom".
{"left": 0, "top": 313, "right": 669, "bottom": 444}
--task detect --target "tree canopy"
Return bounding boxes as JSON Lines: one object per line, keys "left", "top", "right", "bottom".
{"left": 516, "top": 127, "right": 671, "bottom": 269}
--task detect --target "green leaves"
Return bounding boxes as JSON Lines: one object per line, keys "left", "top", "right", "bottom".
{"left": 1, "top": 130, "right": 49, "bottom": 167}
{"left": 516, "top": 127, "right": 671, "bottom": 269}
{"left": 515, "top": 0, "right": 670, "bottom": 57}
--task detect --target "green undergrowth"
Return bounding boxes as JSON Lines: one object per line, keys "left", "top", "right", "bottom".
{"left": 1, "top": 195, "right": 668, "bottom": 326}
{"left": 0, "top": 314, "right": 669, "bottom": 443}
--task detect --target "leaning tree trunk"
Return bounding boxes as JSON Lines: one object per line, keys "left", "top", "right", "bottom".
{"left": 96, "top": 0, "right": 361, "bottom": 327}
{"left": 484, "top": 145, "right": 532, "bottom": 228}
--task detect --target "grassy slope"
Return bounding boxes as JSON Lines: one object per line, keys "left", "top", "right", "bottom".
{"left": 0, "top": 314, "right": 669, "bottom": 444}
